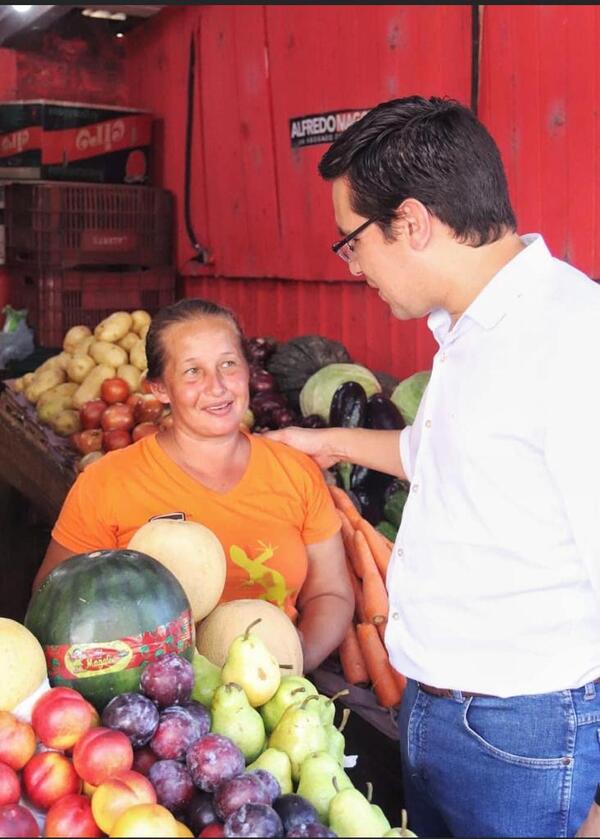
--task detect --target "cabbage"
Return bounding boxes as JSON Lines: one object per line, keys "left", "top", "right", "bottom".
{"left": 390, "top": 371, "right": 431, "bottom": 425}
{"left": 299, "top": 363, "right": 381, "bottom": 422}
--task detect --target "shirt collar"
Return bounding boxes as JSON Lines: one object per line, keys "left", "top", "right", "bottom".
{"left": 427, "top": 234, "right": 553, "bottom": 344}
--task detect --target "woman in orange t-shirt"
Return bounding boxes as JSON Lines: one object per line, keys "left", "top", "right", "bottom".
{"left": 34, "top": 298, "right": 354, "bottom": 673}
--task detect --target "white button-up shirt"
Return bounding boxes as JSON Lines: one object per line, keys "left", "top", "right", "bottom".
{"left": 385, "top": 234, "right": 600, "bottom": 697}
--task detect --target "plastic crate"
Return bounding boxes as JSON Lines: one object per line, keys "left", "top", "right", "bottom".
{"left": 12, "top": 266, "right": 176, "bottom": 347}
{"left": 5, "top": 181, "right": 172, "bottom": 269}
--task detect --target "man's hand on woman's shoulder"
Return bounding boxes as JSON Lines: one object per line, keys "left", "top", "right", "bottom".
{"left": 262, "top": 426, "right": 340, "bottom": 469}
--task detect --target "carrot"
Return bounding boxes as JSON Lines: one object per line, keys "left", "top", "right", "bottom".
{"left": 337, "top": 508, "right": 355, "bottom": 553}
{"left": 354, "top": 529, "right": 388, "bottom": 625}
{"left": 338, "top": 623, "right": 369, "bottom": 686}
{"left": 391, "top": 666, "right": 408, "bottom": 695}
{"left": 329, "top": 486, "right": 362, "bottom": 527}
{"left": 340, "top": 511, "right": 363, "bottom": 578}
{"left": 346, "top": 559, "right": 366, "bottom": 622}
{"left": 376, "top": 620, "right": 387, "bottom": 643}
{"left": 380, "top": 535, "right": 395, "bottom": 552}
{"left": 357, "top": 518, "right": 392, "bottom": 580}
{"left": 356, "top": 622, "right": 404, "bottom": 708}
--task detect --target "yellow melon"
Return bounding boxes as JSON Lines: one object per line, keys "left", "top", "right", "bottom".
{"left": 196, "top": 599, "right": 303, "bottom": 675}
{"left": 0, "top": 618, "right": 48, "bottom": 711}
{"left": 127, "top": 519, "right": 226, "bottom": 622}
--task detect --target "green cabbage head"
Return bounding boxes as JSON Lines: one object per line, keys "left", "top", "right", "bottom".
{"left": 299, "top": 363, "right": 381, "bottom": 422}
{"left": 390, "top": 371, "right": 431, "bottom": 425}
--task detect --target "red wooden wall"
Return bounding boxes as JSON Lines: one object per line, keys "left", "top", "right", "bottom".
{"left": 125, "top": 5, "right": 470, "bottom": 379}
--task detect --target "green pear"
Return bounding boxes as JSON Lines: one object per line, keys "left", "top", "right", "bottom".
{"left": 221, "top": 618, "right": 281, "bottom": 707}
{"left": 314, "top": 689, "right": 350, "bottom": 726}
{"left": 259, "top": 675, "right": 318, "bottom": 733}
{"left": 325, "top": 707, "right": 351, "bottom": 765}
{"left": 268, "top": 695, "right": 328, "bottom": 781}
{"left": 210, "top": 682, "right": 266, "bottom": 762}
{"left": 296, "top": 750, "right": 354, "bottom": 823}
{"left": 246, "top": 747, "right": 293, "bottom": 794}
{"left": 329, "top": 786, "right": 391, "bottom": 838}
{"left": 190, "top": 651, "right": 222, "bottom": 707}
{"left": 385, "top": 808, "right": 418, "bottom": 836}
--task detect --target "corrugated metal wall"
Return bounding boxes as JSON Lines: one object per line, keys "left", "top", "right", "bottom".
{"left": 126, "top": 4, "right": 599, "bottom": 378}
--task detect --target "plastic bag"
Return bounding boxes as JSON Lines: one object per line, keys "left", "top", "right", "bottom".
{"left": 0, "top": 306, "right": 34, "bottom": 368}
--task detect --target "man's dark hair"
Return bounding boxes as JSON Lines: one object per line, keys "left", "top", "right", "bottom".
{"left": 146, "top": 298, "right": 247, "bottom": 380}
{"left": 319, "top": 95, "right": 516, "bottom": 247}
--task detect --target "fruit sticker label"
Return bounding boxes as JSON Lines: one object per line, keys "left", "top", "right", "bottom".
{"left": 44, "top": 609, "right": 194, "bottom": 681}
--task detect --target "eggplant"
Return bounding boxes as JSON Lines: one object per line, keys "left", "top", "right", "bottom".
{"left": 329, "top": 381, "right": 368, "bottom": 429}
{"left": 301, "top": 414, "right": 328, "bottom": 429}
{"left": 353, "top": 489, "right": 384, "bottom": 526}
{"left": 366, "top": 393, "right": 405, "bottom": 430}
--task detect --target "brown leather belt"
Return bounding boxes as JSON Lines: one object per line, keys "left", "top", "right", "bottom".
{"left": 419, "top": 676, "right": 600, "bottom": 700}
{"left": 418, "top": 683, "right": 494, "bottom": 699}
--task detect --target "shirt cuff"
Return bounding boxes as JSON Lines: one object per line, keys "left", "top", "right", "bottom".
{"left": 399, "top": 425, "right": 413, "bottom": 482}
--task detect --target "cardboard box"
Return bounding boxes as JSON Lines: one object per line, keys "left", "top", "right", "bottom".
{"left": 0, "top": 100, "right": 152, "bottom": 185}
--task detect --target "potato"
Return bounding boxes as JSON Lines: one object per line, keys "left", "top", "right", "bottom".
{"left": 66, "top": 353, "right": 96, "bottom": 384}
{"left": 116, "top": 364, "right": 142, "bottom": 394}
{"left": 139, "top": 323, "right": 150, "bottom": 341}
{"left": 34, "top": 351, "right": 71, "bottom": 376}
{"left": 78, "top": 451, "right": 104, "bottom": 472}
{"left": 24, "top": 368, "right": 67, "bottom": 403}
{"left": 72, "top": 364, "right": 116, "bottom": 409}
{"left": 129, "top": 339, "right": 147, "bottom": 372}
{"left": 118, "top": 332, "right": 140, "bottom": 353}
{"left": 12, "top": 376, "right": 26, "bottom": 392}
{"left": 72, "top": 335, "right": 95, "bottom": 356}
{"left": 21, "top": 373, "right": 35, "bottom": 389}
{"left": 89, "top": 341, "right": 128, "bottom": 369}
{"left": 37, "top": 395, "right": 74, "bottom": 425}
{"left": 131, "top": 310, "right": 151, "bottom": 336}
{"left": 63, "top": 325, "right": 92, "bottom": 354}
{"left": 36, "top": 382, "right": 78, "bottom": 410}
{"left": 50, "top": 409, "right": 81, "bottom": 437}
{"left": 94, "top": 312, "right": 133, "bottom": 343}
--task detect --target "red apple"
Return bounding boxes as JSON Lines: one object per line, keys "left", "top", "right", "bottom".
{"left": 101, "top": 377, "right": 130, "bottom": 405}
{"left": 31, "top": 687, "right": 99, "bottom": 751}
{"left": 101, "top": 403, "right": 135, "bottom": 433}
{"left": 0, "top": 803, "right": 40, "bottom": 838}
{"left": 0, "top": 712, "right": 36, "bottom": 771}
{"left": 22, "top": 751, "right": 81, "bottom": 811}
{"left": 70, "top": 429, "right": 103, "bottom": 455}
{"left": 72, "top": 727, "right": 133, "bottom": 787}
{"left": 0, "top": 763, "right": 19, "bottom": 807}
{"left": 45, "top": 793, "right": 102, "bottom": 838}
{"left": 102, "top": 429, "right": 132, "bottom": 451}
{"left": 131, "top": 422, "right": 158, "bottom": 442}
{"left": 80, "top": 400, "right": 107, "bottom": 430}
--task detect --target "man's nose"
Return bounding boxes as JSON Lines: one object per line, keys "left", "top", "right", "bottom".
{"left": 348, "top": 257, "right": 363, "bottom": 277}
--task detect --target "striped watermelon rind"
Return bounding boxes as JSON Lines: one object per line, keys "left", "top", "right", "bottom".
{"left": 25, "top": 549, "right": 195, "bottom": 710}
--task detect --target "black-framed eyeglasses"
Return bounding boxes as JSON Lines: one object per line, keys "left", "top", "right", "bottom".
{"left": 331, "top": 217, "right": 379, "bottom": 263}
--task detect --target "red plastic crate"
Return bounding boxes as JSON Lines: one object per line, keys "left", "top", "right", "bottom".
{"left": 12, "top": 266, "right": 176, "bottom": 347}
{"left": 5, "top": 181, "right": 172, "bottom": 269}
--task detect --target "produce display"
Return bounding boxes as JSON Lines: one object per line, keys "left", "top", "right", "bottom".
{"left": 0, "top": 614, "right": 416, "bottom": 837}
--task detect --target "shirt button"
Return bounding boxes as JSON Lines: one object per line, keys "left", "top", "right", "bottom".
{"left": 397, "top": 547, "right": 404, "bottom": 557}
{"left": 425, "top": 419, "right": 432, "bottom": 428}
{"left": 392, "top": 612, "right": 400, "bottom": 620}
{"left": 412, "top": 484, "right": 419, "bottom": 493}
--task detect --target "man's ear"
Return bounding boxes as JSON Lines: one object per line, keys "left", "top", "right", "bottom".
{"left": 395, "top": 198, "right": 432, "bottom": 250}
{"left": 149, "top": 379, "right": 170, "bottom": 406}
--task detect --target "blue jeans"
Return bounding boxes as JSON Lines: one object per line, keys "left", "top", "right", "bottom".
{"left": 398, "top": 678, "right": 600, "bottom": 837}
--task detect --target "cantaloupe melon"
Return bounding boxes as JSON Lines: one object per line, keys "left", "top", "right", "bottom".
{"left": 196, "top": 599, "right": 303, "bottom": 675}
{"left": 128, "top": 519, "right": 226, "bottom": 622}
{"left": 0, "top": 618, "right": 48, "bottom": 711}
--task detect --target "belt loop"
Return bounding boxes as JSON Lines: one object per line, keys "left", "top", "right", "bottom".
{"left": 584, "top": 682, "right": 596, "bottom": 700}
{"left": 451, "top": 689, "right": 464, "bottom": 702}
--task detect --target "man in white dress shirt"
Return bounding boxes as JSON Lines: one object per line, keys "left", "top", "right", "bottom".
{"left": 268, "top": 96, "right": 600, "bottom": 837}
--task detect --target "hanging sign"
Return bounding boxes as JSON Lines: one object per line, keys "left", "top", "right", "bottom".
{"left": 289, "top": 108, "right": 369, "bottom": 148}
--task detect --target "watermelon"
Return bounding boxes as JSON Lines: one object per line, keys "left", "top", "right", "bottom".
{"left": 25, "top": 549, "right": 195, "bottom": 711}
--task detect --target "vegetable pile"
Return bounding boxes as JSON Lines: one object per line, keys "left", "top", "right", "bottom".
{"left": 329, "top": 488, "right": 407, "bottom": 710}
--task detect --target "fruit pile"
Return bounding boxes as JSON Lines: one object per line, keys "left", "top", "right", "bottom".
{"left": 0, "top": 621, "right": 416, "bottom": 838}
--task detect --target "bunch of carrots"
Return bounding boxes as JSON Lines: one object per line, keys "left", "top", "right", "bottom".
{"left": 330, "top": 485, "right": 407, "bottom": 709}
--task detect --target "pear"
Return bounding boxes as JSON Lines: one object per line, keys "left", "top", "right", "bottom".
{"left": 190, "top": 651, "right": 222, "bottom": 707}
{"left": 260, "top": 675, "right": 318, "bottom": 733}
{"left": 210, "top": 682, "right": 266, "bottom": 762}
{"left": 268, "top": 695, "right": 328, "bottom": 781}
{"left": 329, "top": 782, "right": 391, "bottom": 838}
{"left": 296, "top": 750, "right": 354, "bottom": 823}
{"left": 326, "top": 707, "right": 351, "bottom": 765}
{"left": 385, "top": 809, "right": 418, "bottom": 837}
{"left": 221, "top": 618, "right": 281, "bottom": 707}
{"left": 247, "top": 747, "right": 293, "bottom": 795}
{"left": 314, "top": 689, "right": 350, "bottom": 727}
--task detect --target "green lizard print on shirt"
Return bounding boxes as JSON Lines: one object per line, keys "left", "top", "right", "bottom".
{"left": 229, "top": 541, "right": 295, "bottom": 608}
